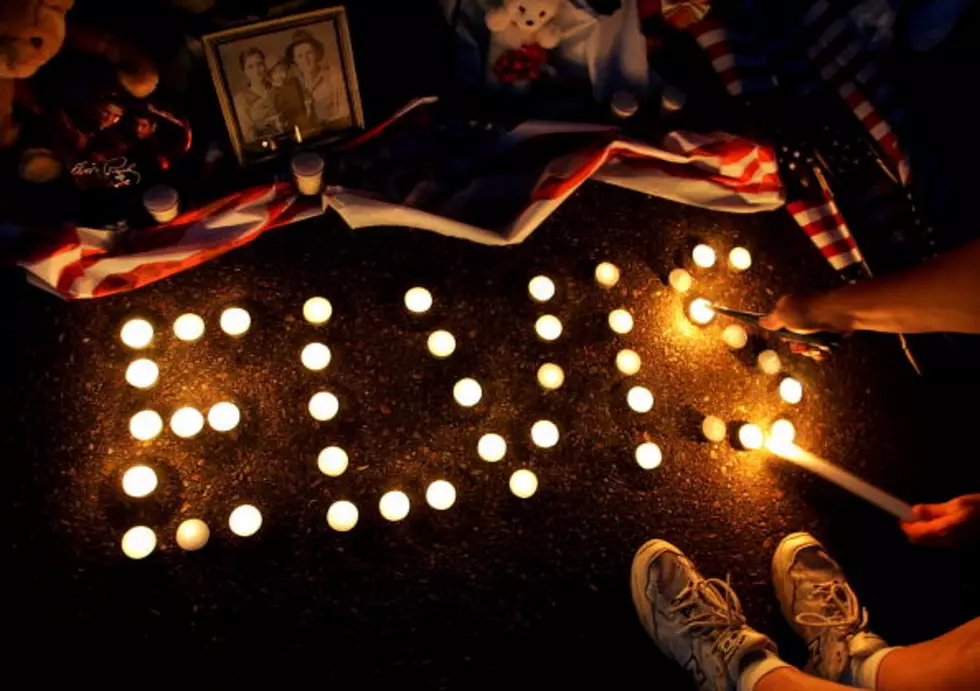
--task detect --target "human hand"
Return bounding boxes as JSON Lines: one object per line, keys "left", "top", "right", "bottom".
{"left": 901, "top": 494, "right": 980, "bottom": 548}
{"left": 760, "top": 294, "right": 848, "bottom": 334}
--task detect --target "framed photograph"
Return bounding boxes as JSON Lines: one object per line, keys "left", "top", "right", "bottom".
{"left": 202, "top": 7, "right": 365, "bottom": 165}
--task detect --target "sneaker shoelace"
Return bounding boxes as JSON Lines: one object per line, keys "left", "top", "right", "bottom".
{"left": 796, "top": 579, "right": 869, "bottom": 631}
{"left": 669, "top": 574, "right": 748, "bottom": 652}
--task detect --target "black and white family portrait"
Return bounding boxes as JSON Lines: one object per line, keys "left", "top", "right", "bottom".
{"left": 203, "top": 8, "right": 363, "bottom": 164}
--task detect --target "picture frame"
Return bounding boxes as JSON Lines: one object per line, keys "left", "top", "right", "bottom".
{"left": 202, "top": 7, "right": 365, "bottom": 165}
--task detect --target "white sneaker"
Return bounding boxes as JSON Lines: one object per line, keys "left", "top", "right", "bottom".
{"left": 631, "top": 539, "right": 779, "bottom": 691}
{"left": 772, "top": 533, "right": 890, "bottom": 683}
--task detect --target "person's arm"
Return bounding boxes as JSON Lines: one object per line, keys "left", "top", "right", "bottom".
{"left": 761, "top": 239, "right": 980, "bottom": 334}
{"left": 901, "top": 494, "right": 980, "bottom": 547}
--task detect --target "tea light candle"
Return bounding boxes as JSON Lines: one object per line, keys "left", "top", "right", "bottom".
{"left": 291, "top": 151, "right": 324, "bottom": 195}
{"left": 509, "top": 469, "right": 538, "bottom": 498}
{"left": 692, "top": 244, "right": 717, "bottom": 268}
{"left": 779, "top": 377, "right": 803, "bottom": 404}
{"left": 688, "top": 298, "right": 715, "bottom": 325}
{"left": 173, "top": 313, "right": 205, "bottom": 341}
{"left": 729, "top": 247, "right": 752, "bottom": 271}
{"left": 595, "top": 262, "right": 621, "bottom": 288}
{"left": 668, "top": 268, "right": 693, "bottom": 293}
{"left": 404, "top": 287, "right": 432, "bottom": 314}
{"left": 608, "top": 309, "right": 634, "bottom": 334}
{"left": 207, "top": 402, "right": 240, "bottom": 432}
{"left": 616, "top": 349, "right": 641, "bottom": 375}
{"left": 317, "top": 446, "right": 349, "bottom": 477}
{"left": 303, "top": 297, "right": 333, "bottom": 324}
{"left": 122, "top": 465, "right": 158, "bottom": 498}
{"left": 309, "top": 391, "right": 340, "bottom": 421}
{"left": 301, "top": 342, "right": 331, "bottom": 371}
{"left": 758, "top": 349, "right": 782, "bottom": 375}
{"left": 478, "top": 433, "right": 507, "bottom": 462}
{"left": 170, "top": 407, "right": 204, "bottom": 438}
{"left": 627, "top": 386, "right": 654, "bottom": 413}
{"left": 175, "top": 519, "right": 210, "bottom": 551}
{"left": 327, "top": 501, "right": 359, "bottom": 532}
{"left": 426, "top": 480, "right": 457, "bottom": 510}
{"left": 635, "top": 442, "right": 663, "bottom": 470}
{"left": 229, "top": 504, "right": 262, "bottom": 537}
{"left": 702, "top": 415, "right": 727, "bottom": 442}
{"left": 220, "top": 307, "right": 251, "bottom": 336}
{"left": 453, "top": 378, "right": 483, "bottom": 407}
{"left": 770, "top": 419, "right": 796, "bottom": 445}
{"left": 125, "top": 358, "right": 159, "bottom": 389}
{"left": 722, "top": 324, "right": 748, "bottom": 349}
{"left": 738, "top": 423, "right": 765, "bottom": 450}
{"left": 129, "top": 410, "right": 163, "bottom": 441}
{"left": 379, "top": 490, "right": 410, "bottom": 521}
{"left": 121, "top": 526, "right": 157, "bottom": 559}
{"left": 528, "top": 275, "right": 556, "bottom": 303}
{"left": 537, "top": 363, "right": 564, "bottom": 390}
{"left": 427, "top": 330, "right": 456, "bottom": 358}
{"left": 120, "top": 318, "right": 153, "bottom": 349}
{"left": 535, "top": 315, "right": 563, "bottom": 341}
{"left": 531, "top": 420, "right": 559, "bottom": 448}
{"left": 142, "top": 184, "right": 179, "bottom": 223}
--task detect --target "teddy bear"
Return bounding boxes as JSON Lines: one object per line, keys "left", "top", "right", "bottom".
{"left": 0, "top": 0, "right": 160, "bottom": 181}
{"left": 485, "top": 0, "right": 565, "bottom": 88}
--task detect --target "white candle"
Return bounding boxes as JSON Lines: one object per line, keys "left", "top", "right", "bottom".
{"left": 317, "top": 446, "right": 349, "bottom": 477}
{"left": 509, "top": 469, "right": 538, "bottom": 498}
{"left": 766, "top": 441, "right": 913, "bottom": 519}
{"left": 309, "top": 391, "right": 340, "bottom": 420}
{"left": 170, "top": 407, "right": 204, "bottom": 438}
{"left": 668, "top": 268, "right": 693, "bottom": 293}
{"left": 207, "top": 402, "right": 240, "bottom": 432}
{"left": 142, "top": 184, "right": 179, "bottom": 223}
{"left": 608, "top": 309, "right": 634, "bottom": 334}
{"left": 303, "top": 297, "right": 333, "bottom": 324}
{"left": 129, "top": 410, "right": 163, "bottom": 441}
{"left": 125, "top": 358, "right": 159, "bottom": 389}
{"left": 120, "top": 318, "right": 154, "bottom": 349}
{"left": 528, "top": 275, "right": 556, "bottom": 303}
{"left": 594, "top": 262, "right": 621, "bottom": 288}
{"left": 425, "top": 480, "right": 457, "bottom": 510}
{"left": 453, "top": 378, "right": 482, "bottom": 407}
{"left": 779, "top": 377, "right": 803, "bottom": 404}
{"left": 635, "top": 442, "right": 663, "bottom": 469}
{"left": 537, "top": 363, "right": 564, "bottom": 390}
{"left": 175, "top": 519, "right": 210, "bottom": 551}
{"left": 173, "top": 313, "right": 205, "bottom": 341}
{"left": 301, "top": 342, "right": 331, "bottom": 371}
{"left": 220, "top": 307, "right": 251, "bottom": 336}
{"left": 379, "top": 490, "right": 410, "bottom": 521}
{"left": 478, "top": 433, "right": 507, "bottom": 462}
{"left": 121, "top": 526, "right": 157, "bottom": 559}
{"left": 738, "top": 423, "right": 765, "bottom": 450}
{"left": 729, "top": 247, "right": 752, "bottom": 271}
{"left": 427, "top": 330, "right": 456, "bottom": 358}
{"left": 722, "top": 324, "right": 748, "bottom": 349}
{"left": 122, "top": 465, "right": 157, "bottom": 498}
{"left": 535, "top": 315, "right": 563, "bottom": 341}
{"left": 404, "top": 287, "right": 432, "bottom": 314}
{"left": 627, "top": 386, "right": 654, "bottom": 413}
{"left": 770, "top": 419, "right": 796, "bottom": 445}
{"left": 616, "top": 349, "right": 641, "bottom": 375}
{"left": 758, "top": 349, "right": 782, "bottom": 375}
{"left": 229, "top": 504, "right": 262, "bottom": 536}
{"left": 688, "top": 298, "right": 715, "bottom": 325}
{"left": 326, "top": 501, "right": 359, "bottom": 532}
{"left": 702, "top": 415, "right": 726, "bottom": 442}
{"left": 692, "top": 244, "right": 717, "bottom": 268}
{"left": 291, "top": 151, "right": 324, "bottom": 195}
{"left": 531, "top": 420, "right": 559, "bottom": 448}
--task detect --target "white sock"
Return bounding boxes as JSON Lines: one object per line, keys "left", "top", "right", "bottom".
{"left": 850, "top": 647, "right": 899, "bottom": 689}
{"left": 737, "top": 652, "right": 793, "bottom": 691}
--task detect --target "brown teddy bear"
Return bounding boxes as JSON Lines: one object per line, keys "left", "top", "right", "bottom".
{"left": 0, "top": 0, "right": 159, "bottom": 180}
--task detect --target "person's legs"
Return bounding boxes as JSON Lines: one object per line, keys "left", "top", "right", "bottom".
{"left": 876, "top": 617, "right": 980, "bottom": 691}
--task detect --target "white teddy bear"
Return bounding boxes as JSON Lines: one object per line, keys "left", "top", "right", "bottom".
{"left": 485, "top": 0, "right": 563, "bottom": 50}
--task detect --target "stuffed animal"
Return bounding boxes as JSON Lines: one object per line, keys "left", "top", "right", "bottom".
{"left": 486, "top": 0, "right": 562, "bottom": 50}
{"left": 0, "top": 0, "right": 159, "bottom": 180}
